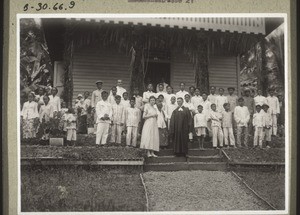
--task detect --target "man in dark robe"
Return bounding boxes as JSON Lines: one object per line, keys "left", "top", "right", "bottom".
{"left": 169, "top": 97, "right": 193, "bottom": 156}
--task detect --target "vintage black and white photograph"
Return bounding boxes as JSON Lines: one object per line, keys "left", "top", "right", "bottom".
{"left": 18, "top": 15, "right": 288, "bottom": 213}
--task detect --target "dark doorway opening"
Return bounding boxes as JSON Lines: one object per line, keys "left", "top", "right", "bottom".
{"left": 144, "top": 62, "right": 170, "bottom": 93}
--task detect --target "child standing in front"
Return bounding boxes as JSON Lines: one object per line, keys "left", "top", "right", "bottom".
{"left": 194, "top": 105, "right": 207, "bottom": 149}
{"left": 262, "top": 103, "right": 272, "bottom": 148}
{"left": 124, "top": 97, "right": 141, "bottom": 147}
{"left": 253, "top": 104, "right": 265, "bottom": 148}
{"left": 65, "top": 107, "right": 77, "bottom": 146}
{"left": 110, "top": 95, "right": 125, "bottom": 145}
{"left": 222, "top": 103, "right": 235, "bottom": 147}
{"left": 209, "top": 103, "right": 223, "bottom": 149}
{"left": 234, "top": 97, "right": 250, "bottom": 147}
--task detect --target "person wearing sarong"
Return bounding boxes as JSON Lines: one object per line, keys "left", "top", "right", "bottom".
{"left": 21, "top": 92, "right": 39, "bottom": 139}
{"left": 169, "top": 97, "right": 193, "bottom": 156}
{"left": 140, "top": 96, "right": 159, "bottom": 157}
{"left": 39, "top": 95, "right": 54, "bottom": 140}
{"left": 75, "top": 94, "right": 88, "bottom": 134}
{"left": 156, "top": 102, "right": 168, "bottom": 148}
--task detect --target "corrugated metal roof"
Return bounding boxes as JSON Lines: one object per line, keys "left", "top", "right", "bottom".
{"left": 66, "top": 17, "right": 265, "bottom": 35}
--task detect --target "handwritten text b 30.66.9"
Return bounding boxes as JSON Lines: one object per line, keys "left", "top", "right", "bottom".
{"left": 23, "top": 1, "right": 76, "bottom": 12}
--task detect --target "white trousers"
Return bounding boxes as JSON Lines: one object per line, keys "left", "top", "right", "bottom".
{"left": 253, "top": 127, "right": 264, "bottom": 147}
{"left": 96, "top": 123, "right": 110, "bottom": 145}
{"left": 223, "top": 127, "right": 235, "bottom": 146}
{"left": 126, "top": 126, "right": 138, "bottom": 147}
{"left": 271, "top": 114, "right": 277, "bottom": 135}
{"left": 67, "top": 129, "right": 77, "bottom": 141}
{"left": 212, "top": 126, "right": 223, "bottom": 147}
{"left": 110, "top": 124, "right": 123, "bottom": 144}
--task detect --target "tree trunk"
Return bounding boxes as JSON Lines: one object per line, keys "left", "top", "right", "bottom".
{"left": 195, "top": 38, "right": 209, "bottom": 93}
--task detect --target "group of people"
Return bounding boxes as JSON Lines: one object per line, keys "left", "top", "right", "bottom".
{"left": 20, "top": 79, "right": 284, "bottom": 157}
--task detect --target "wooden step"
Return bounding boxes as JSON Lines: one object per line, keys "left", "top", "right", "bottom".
{"left": 144, "top": 162, "right": 228, "bottom": 172}
{"left": 145, "top": 156, "right": 187, "bottom": 164}
{"left": 187, "top": 155, "right": 224, "bottom": 163}
{"left": 157, "top": 149, "right": 221, "bottom": 157}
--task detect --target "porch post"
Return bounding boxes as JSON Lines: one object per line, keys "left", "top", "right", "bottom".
{"left": 129, "top": 26, "right": 145, "bottom": 97}
{"left": 256, "top": 38, "right": 267, "bottom": 94}
{"left": 195, "top": 37, "right": 209, "bottom": 94}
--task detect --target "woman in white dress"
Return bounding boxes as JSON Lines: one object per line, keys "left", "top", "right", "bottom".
{"left": 140, "top": 96, "right": 159, "bottom": 157}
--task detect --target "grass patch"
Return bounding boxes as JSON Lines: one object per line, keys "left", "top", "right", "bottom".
{"left": 21, "top": 166, "right": 146, "bottom": 212}
{"left": 21, "top": 145, "right": 146, "bottom": 160}
{"left": 235, "top": 170, "right": 285, "bottom": 210}
{"left": 224, "top": 148, "right": 285, "bottom": 163}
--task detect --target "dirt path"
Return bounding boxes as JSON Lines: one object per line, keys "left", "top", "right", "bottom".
{"left": 143, "top": 170, "right": 271, "bottom": 211}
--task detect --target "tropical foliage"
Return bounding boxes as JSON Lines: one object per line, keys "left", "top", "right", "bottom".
{"left": 20, "top": 18, "right": 53, "bottom": 106}
{"left": 240, "top": 24, "right": 284, "bottom": 95}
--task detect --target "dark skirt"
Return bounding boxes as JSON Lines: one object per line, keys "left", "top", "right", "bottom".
{"left": 78, "top": 115, "right": 87, "bottom": 134}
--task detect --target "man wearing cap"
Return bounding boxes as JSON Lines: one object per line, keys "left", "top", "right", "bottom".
{"left": 254, "top": 89, "right": 268, "bottom": 106}
{"left": 208, "top": 86, "right": 218, "bottom": 105}
{"left": 91, "top": 80, "right": 104, "bottom": 133}
{"left": 95, "top": 91, "right": 112, "bottom": 145}
{"left": 243, "top": 88, "right": 255, "bottom": 134}
{"left": 266, "top": 88, "right": 280, "bottom": 136}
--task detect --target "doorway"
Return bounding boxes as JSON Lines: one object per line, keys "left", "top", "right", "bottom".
{"left": 144, "top": 62, "right": 170, "bottom": 93}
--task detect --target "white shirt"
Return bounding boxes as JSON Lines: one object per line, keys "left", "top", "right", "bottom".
{"left": 216, "top": 95, "right": 228, "bottom": 112}
{"left": 266, "top": 96, "right": 280, "bottom": 114}
{"left": 35, "top": 94, "right": 45, "bottom": 106}
{"left": 108, "top": 94, "right": 117, "bottom": 105}
{"left": 91, "top": 89, "right": 103, "bottom": 108}
{"left": 209, "top": 111, "right": 222, "bottom": 127}
{"left": 66, "top": 114, "right": 77, "bottom": 129}
{"left": 208, "top": 94, "right": 218, "bottom": 105}
{"left": 254, "top": 95, "right": 268, "bottom": 106}
{"left": 75, "top": 99, "right": 88, "bottom": 116}
{"left": 39, "top": 103, "right": 54, "bottom": 122}
{"left": 124, "top": 107, "right": 141, "bottom": 127}
{"left": 176, "top": 90, "right": 189, "bottom": 99}
{"left": 116, "top": 86, "right": 127, "bottom": 97}
{"left": 253, "top": 110, "right": 265, "bottom": 128}
{"left": 194, "top": 113, "right": 207, "bottom": 128}
{"left": 165, "top": 103, "right": 178, "bottom": 119}
{"left": 96, "top": 100, "right": 112, "bottom": 124}
{"left": 121, "top": 100, "right": 130, "bottom": 109}
{"left": 165, "top": 93, "right": 176, "bottom": 105}
{"left": 156, "top": 109, "right": 167, "bottom": 129}
{"left": 142, "top": 91, "right": 155, "bottom": 103}
{"left": 191, "top": 95, "right": 203, "bottom": 110}
{"left": 183, "top": 102, "right": 196, "bottom": 114}
{"left": 111, "top": 104, "right": 125, "bottom": 125}
{"left": 21, "top": 101, "right": 39, "bottom": 120}
{"left": 49, "top": 95, "right": 61, "bottom": 112}
{"left": 200, "top": 100, "right": 212, "bottom": 116}
{"left": 234, "top": 106, "right": 250, "bottom": 127}
{"left": 222, "top": 111, "right": 233, "bottom": 128}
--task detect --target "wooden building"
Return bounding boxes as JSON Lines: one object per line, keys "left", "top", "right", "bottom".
{"left": 47, "top": 17, "right": 266, "bottom": 106}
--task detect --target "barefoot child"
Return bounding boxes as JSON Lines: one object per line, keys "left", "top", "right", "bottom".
{"left": 194, "top": 105, "right": 207, "bottom": 149}
{"left": 234, "top": 97, "right": 250, "bottom": 148}
{"left": 253, "top": 105, "right": 265, "bottom": 148}
{"left": 65, "top": 108, "right": 77, "bottom": 146}
{"left": 222, "top": 103, "right": 235, "bottom": 147}
{"left": 209, "top": 104, "right": 223, "bottom": 149}
{"left": 124, "top": 97, "right": 141, "bottom": 147}
{"left": 110, "top": 95, "right": 125, "bottom": 145}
